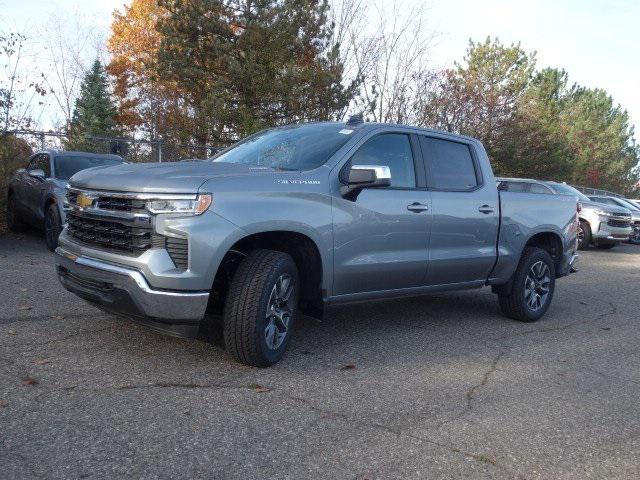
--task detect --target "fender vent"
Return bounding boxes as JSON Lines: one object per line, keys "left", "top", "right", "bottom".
{"left": 165, "top": 236, "right": 189, "bottom": 270}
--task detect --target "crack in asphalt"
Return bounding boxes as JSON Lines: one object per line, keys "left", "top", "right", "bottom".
{"left": 494, "top": 300, "right": 618, "bottom": 342}
{"left": 0, "top": 312, "right": 104, "bottom": 326}
{"left": 465, "top": 349, "right": 507, "bottom": 410}
{"left": 2, "top": 326, "right": 113, "bottom": 350}
{"left": 280, "top": 391, "right": 527, "bottom": 479}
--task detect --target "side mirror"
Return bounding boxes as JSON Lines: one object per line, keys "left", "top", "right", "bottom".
{"left": 29, "top": 169, "right": 46, "bottom": 180}
{"left": 341, "top": 165, "right": 391, "bottom": 199}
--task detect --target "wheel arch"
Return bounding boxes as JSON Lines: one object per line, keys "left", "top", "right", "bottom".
{"left": 492, "top": 229, "right": 563, "bottom": 296}
{"left": 209, "top": 229, "right": 326, "bottom": 319}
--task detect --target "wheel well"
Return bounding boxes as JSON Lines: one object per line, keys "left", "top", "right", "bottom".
{"left": 525, "top": 232, "right": 563, "bottom": 272}
{"left": 208, "top": 231, "right": 324, "bottom": 318}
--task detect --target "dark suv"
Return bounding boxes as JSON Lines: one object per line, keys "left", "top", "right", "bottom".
{"left": 6, "top": 150, "right": 124, "bottom": 250}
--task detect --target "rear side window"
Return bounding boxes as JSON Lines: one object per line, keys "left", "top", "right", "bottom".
{"left": 504, "top": 182, "right": 530, "bottom": 192}
{"left": 421, "top": 137, "right": 478, "bottom": 190}
{"left": 350, "top": 133, "right": 416, "bottom": 188}
{"left": 529, "top": 183, "right": 552, "bottom": 194}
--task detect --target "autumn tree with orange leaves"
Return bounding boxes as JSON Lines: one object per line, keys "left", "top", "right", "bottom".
{"left": 108, "top": 0, "right": 355, "bottom": 147}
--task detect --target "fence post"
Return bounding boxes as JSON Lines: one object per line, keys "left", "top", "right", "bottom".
{"left": 157, "top": 136, "right": 163, "bottom": 163}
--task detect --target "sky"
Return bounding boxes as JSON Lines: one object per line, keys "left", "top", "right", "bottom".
{"left": 1, "top": 0, "right": 639, "bottom": 132}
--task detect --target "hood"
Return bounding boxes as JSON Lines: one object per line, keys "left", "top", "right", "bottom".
{"left": 68, "top": 161, "right": 274, "bottom": 193}
{"left": 581, "top": 200, "right": 631, "bottom": 216}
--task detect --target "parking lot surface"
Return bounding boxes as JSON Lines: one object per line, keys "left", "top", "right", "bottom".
{"left": 1, "top": 230, "right": 639, "bottom": 479}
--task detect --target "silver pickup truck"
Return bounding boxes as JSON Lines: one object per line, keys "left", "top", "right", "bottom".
{"left": 54, "top": 120, "right": 579, "bottom": 366}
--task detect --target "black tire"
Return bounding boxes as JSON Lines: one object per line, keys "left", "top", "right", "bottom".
{"left": 630, "top": 228, "right": 640, "bottom": 245}
{"left": 595, "top": 243, "right": 616, "bottom": 250}
{"left": 44, "top": 204, "right": 62, "bottom": 252}
{"left": 498, "top": 247, "right": 556, "bottom": 323}
{"left": 577, "top": 220, "right": 591, "bottom": 250}
{"left": 6, "top": 194, "right": 27, "bottom": 233}
{"left": 223, "top": 249, "right": 299, "bottom": 367}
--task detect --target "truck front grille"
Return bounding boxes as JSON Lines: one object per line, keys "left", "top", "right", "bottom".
{"left": 608, "top": 218, "right": 631, "bottom": 228}
{"left": 95, "top": 197, "right": 147, "bottom": 212}
{"left": 65, "top": 188, "right": 190, "bottom": 269}
{"left": 67, "top": 212, "right": 153, "bottom": 253}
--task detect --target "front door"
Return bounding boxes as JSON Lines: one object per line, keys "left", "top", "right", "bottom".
{"left": 332, "top": 132, "right": 431, "bottom": 296}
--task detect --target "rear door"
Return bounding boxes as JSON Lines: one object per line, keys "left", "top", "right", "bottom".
{"left": 419, "top": 136, "right": 499, "bottom": 286}
{"left": 332, "top": 132, "right": 432, "bottom": 296}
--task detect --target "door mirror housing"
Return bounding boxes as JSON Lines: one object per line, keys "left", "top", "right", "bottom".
{"left": 341, "top": 164, "right": 391, "bottom": 199}
{"left": 28, "top": 169, "right": 46, "bottom": 180}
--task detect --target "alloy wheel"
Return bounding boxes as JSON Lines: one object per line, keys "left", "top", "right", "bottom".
{"left": 264, "top": 273, "right": 294, "bottom": 350}
{"left": 524, "top": 260, "right": 551, "bottom": 312}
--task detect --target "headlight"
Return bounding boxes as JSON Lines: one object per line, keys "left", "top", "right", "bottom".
{"left": 147, "top": 194, "right": 212, "bottom": 215}
{"left": 594, "top": 209, "right": 612, "bottom": 217}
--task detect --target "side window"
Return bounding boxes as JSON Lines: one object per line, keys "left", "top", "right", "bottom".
{"left": 27, "top": 154, "right": 51, "bottom": 177}
{"left": 350, "top": 133, "right": 416, "bottom": 188}
{"left": 38, "top": 154, "right": 51, "bottom": 177}
{"left": 505, "top": 182, "right": 530, "bottom": 192}
{"left": 26, "top": 155, "right": 39, "bottom": 171}
{"left": 421, "top": 137, "right": 478, "bottom": 191}
{"left": 529, "top": 183, "right": 552, "bottom": 194}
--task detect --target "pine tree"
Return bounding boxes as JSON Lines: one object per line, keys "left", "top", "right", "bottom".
{"left": 65, "top": 59, "right": 120, "bottom": 151}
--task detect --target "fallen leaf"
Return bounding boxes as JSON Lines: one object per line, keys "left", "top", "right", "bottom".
{"left": 53, "top": 315, "right": 65, "bottom": 320}
{"left": 20, "top": 288, "right": 27, "bottom": 292}
{"left": 8, "top": 330, "right": 16, "bottom": 335}
{"left": 0, "top": 400, "right": 7, "bottom": 408}
{"left": 248, "top": 383, "right": 271, "bottom": 393}
{"left": 18, "top": 306, "right": 32, "bottom": 311}
{"left": 340, "top": 364, "right": 356, "bottom": 371}
{"left": 22, "top": 377, "right": 39, "bottom": 386}
{"left": 34, "top": 359, "right": 50, "bottom": 365}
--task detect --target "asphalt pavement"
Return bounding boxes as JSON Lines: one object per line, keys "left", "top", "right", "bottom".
{"left": 1, "top": 230, "right": 639, "bottom": 479}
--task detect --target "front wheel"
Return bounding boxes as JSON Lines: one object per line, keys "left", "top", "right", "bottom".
{"left": 577, "top": 220, "right": 591, "bottom": 250}
{"left": 498, "top": 247, "right": 556, "bottom": 322}
{"left": 223, "top": 249, "right": 299, "bottom": 367}
{"left": 630, "top": 227, "right": 640, "bottom": 245}
{"left": 44, "top": 204, "right": 62, "bottom": 252}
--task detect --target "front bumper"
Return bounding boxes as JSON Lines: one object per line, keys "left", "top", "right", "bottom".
{"left": 592, "top": 222, "right": 631, "bottom": 243}
{"left": 55, "top": 247, "right": 209, "bottom": 338}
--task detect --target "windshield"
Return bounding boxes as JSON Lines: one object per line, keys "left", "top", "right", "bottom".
{"left": 546, "top": 183, "right": 590, "bottom": 202}
{"left": 55, "top": 155, "right": 123, "bottom": 180}
{"left": 212, "top": 123, "right": 353, "bottom": 171}
{"left": 616, "top": 198, "right": 640, "bottom": 211}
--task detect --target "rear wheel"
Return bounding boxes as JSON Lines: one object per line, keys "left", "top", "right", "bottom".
{"left": 595, "top": 243, "right": 616, "bottom": 250}
{"left": 498, "top": 247, "right": 556, "bottom": 322}
{"left": 6, "top": 194, "right": 27, "bottom": 232}
{"left": 577, "top": 220, "right": 591, "bottom": 250}
{"left": 44, "top": 204, "right": 62, "bottom": 252}
{"left": 223, "top": 249, "right": 299, "bottom": 367}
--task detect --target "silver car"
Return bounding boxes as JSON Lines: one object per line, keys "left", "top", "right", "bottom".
{"left": 6, "top": 150, "right": 124, "bottom": 251}
{"left": 543, "top": 182, "right": 631, "bottom": 250}
{"left": 497, "top": 178, "right": 632, "bottom": 250}
{"left": 588, "top": 195, "right": 640, "bottom": 245}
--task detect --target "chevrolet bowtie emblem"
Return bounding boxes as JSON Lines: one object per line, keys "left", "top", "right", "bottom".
{"left": 76, "top": 193, "right": 94, "bottom": 208}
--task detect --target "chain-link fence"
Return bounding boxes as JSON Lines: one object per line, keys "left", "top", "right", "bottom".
{"left": 5, "top": 130, "right": 221, "bottom": 163}
{"left": 574, "top": 186, "right": 625, "bottom": 199}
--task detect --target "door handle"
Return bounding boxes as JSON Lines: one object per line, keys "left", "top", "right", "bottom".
{"left": 407, "top": 202, "right": 428, "bottom": 213}
{"left": 478, "top": 205, "right": 495, "bottom": 214}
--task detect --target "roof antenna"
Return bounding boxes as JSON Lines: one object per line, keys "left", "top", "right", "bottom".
{"left": 346, "top": 113, "right": 364, "bottom": 126}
